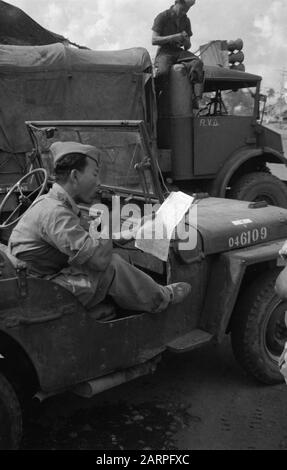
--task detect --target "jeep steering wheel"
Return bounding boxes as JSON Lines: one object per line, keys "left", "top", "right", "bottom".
{"left": 0, "top": 168, "right": 48, "bottom": 229}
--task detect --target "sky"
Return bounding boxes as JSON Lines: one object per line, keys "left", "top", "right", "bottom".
{"left": 7, "top": 0, "right": 287, "bottom": 93}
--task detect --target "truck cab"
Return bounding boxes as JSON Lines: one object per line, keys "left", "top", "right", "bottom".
{"left": 157, "top": 64, "right": 287, "bottom": 205}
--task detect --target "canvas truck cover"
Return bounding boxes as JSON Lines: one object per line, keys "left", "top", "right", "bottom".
{"left": 0, "top": 43, "right": 156, "bottom": 153}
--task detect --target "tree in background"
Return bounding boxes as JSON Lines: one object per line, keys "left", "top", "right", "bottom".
{"left": 266, "top": 88, "right": 276, "bottom": 100}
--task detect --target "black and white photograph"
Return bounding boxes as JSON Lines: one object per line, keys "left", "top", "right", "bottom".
{"left": 0, "top": 0, "right": 287, "bottom": 453}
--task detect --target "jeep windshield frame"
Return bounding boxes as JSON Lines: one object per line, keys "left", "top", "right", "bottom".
{"left": 26, "top": 120, "right": 164, "bottom": 204}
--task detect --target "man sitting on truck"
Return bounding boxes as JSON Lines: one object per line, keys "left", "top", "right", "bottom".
{"left": 152, "top": 0, "right": 204, "bottom": 107}
{"left": 8, "top": 141, "right": 191, "bottom": 314}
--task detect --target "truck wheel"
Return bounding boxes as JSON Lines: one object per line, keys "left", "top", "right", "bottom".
{"left": 230, "top": 270, "right": 287, "bottom": 384}
{"left": 0, "top": 372, "right": 22, "bottom": 449}
{"left": 229, "top": 172, "right": 287, "bottom": 208}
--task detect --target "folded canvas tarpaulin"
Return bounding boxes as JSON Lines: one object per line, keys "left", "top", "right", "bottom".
{"left": 0, "top": 43, "right": 156, "bottom": 154}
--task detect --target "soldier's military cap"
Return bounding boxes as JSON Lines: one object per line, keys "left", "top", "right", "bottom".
{"left": 50, "top": 141, "right": 100, "bottom": 167}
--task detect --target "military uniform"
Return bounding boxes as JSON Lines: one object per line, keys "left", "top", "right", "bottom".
{"left": 153, "top": 6, "right": 194, "bottom": 77}
{"left": 9, "top": 182, "right": 172, "bottom": 312}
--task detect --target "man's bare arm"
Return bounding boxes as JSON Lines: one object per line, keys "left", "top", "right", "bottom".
{"left": 152, "top": 30, "right": 186, "bottom": 47}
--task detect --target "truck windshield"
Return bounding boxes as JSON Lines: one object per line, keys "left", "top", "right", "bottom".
{"left": 200, "top": 87, "right": 256, "bottom": 117}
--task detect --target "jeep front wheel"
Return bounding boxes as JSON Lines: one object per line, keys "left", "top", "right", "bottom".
{"left": 229, "top": 172, "right": 287, "bottom": 208}
{"left": 0, "top": 372, "right": 22, "bottom": 449}
{"left": 230, "top": 270, "right": 287, "bottom": 384}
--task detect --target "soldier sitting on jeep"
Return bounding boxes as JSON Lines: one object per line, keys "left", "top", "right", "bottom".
{"left": 152, "top": 0, "right": 204, "bottom": 107}
{"left": 8, "top": 141, "right": 191, "bottom": 313}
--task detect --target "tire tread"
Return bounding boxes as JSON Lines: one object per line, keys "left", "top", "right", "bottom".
{"left": 229, "top": 172, "right": 287, "bottom": 208}
{"left": 0, "top": 371, "right": 22, "bottom": 449}
{"left": 231, "top": 270, "right": 284, "bottom": 384}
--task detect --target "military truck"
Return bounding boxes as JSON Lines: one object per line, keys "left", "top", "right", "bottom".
{"left": 0, "top": 43, "right": 286, "bottom": 212}
{"left": 0, "top": 119, "right": 286, "bottom": 449}
{"left": 157, "top": 63, "right": 287, "bottom": 206}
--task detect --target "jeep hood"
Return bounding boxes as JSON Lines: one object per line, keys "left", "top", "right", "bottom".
{"left": 191, "top": 197, "right": 287, "bottom": 255}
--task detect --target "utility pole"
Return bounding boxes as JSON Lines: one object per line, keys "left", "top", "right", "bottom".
{"left": 278, "top": 69, "right": 287, "bottom": 128}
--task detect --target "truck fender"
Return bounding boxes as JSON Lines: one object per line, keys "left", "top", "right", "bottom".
{"left": 200, "top": 240, "right": 284, "bottom": 342}
{"left": 211, "top": 147, "right": 286, "bottom": 198}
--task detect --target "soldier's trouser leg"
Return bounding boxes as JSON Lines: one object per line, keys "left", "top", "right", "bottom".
{"left": 178, "top": 52, "right": 205, "bottom": 100}
{"left": 154, "top": 51, "right": 179, "bottom": 95}
{"left": 154, "top": 52, "right": 178, "bottom": 78}
{"left": 87, "top": 253, "right": 171, "bottom": 313}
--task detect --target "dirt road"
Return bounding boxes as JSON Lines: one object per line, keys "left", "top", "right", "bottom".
{"left": 21, "top": 337, "right": 287, "bottom": 450}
